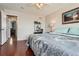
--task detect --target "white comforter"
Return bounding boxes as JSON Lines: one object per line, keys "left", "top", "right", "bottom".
{"left": 28, "top": 33, "right": 79, "bottom": 56}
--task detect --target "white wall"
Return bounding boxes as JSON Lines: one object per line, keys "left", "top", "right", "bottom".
{"left": 1, "top": 9, "right": 45, "bottom": 44}
{"left": 45, "top": 5, "right": 79, "bottom": 32}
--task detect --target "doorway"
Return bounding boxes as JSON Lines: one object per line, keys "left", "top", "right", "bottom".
{"left": 6, "top": 15, "right": 17, "bottom": 41}
{"left": 10, "top": 21, "right": 17, "bottom": 38}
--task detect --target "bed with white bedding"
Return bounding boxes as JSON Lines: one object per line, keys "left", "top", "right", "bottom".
{"left": 28, "top": 27, "right": 79, "bottom": 56}
{"left": 28, "top": 32, "right": 79, "bottom": 56}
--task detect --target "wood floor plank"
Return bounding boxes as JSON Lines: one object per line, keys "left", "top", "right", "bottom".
{"left": 0, "top": 39, "right": 34, "bottom": 56}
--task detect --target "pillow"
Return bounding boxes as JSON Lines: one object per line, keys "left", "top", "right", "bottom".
{"left": 69, "top": 27, "right": 79, "bottom": 35}
{"left": 54, "top": 27, "right": 69, "bottom": 33}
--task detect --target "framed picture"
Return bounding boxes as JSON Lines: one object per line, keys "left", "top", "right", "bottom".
{"left": 34, "top": 21, "right": 41, "bottom": 31}
{"left": 62, "top": 7, "right": 79, "bottom": 24}
{"left": 34, "top": 21, "right": 43, "bottom": 34}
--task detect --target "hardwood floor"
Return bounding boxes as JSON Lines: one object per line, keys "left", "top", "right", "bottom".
{"left": 0, "top": 38, "right": 34, "bottom": 56}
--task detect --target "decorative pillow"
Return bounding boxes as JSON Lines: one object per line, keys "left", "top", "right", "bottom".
{"left": 69, "top": 27, "right": 79, "bottom": 35}
{"left": 54, "top": 27, "right": 69, "bottom": 33}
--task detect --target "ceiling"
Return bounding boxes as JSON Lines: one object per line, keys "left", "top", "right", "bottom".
{"left": 0, "top": 3, "right": 79, "bottom": 17}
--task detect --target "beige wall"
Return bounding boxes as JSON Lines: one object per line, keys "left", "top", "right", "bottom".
{"left": 45, "top": 4, "right": 79, "bottom": 32}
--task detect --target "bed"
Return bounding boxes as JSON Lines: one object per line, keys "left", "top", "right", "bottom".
{"left": 28, "top": 27, "right": 79, "bottom": 56}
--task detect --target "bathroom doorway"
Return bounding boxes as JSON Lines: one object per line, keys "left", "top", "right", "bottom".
{"left": 6, "top": 15, "right": 17, "bottom": 41}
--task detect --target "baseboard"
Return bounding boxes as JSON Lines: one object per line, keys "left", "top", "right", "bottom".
{"left": 17, "top": 39, "right": 27, "bottom": 41}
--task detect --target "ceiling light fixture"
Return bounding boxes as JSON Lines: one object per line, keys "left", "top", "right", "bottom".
{"left": 34, "top": 3, "right": 47, "bottom": 9}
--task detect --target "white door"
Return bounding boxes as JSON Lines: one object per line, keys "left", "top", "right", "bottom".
{"left": 1, "top": 10, "right": 7, "bottom": 45}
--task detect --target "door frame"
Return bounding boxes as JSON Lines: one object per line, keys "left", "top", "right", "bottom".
{"left": 6, "top": 15, "right": 18, "bottom": 40}
{"left": 0, "top": 11, "right": 1, "bottom": 45}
